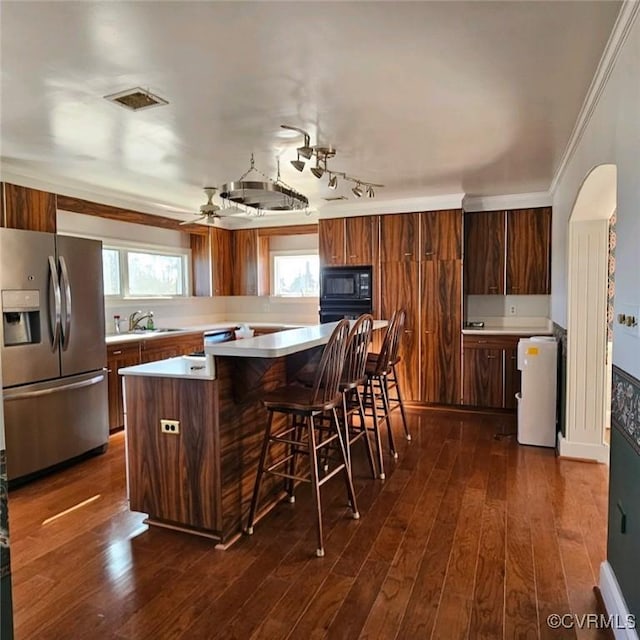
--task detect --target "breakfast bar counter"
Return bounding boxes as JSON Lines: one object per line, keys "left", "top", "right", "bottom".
{"left": 119, "top": 321, "right": 385, "bottom": 546}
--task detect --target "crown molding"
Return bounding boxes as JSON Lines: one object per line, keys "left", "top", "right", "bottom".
{"left": 550, "top": 0, "right": 640, "bottom": 194}
{"left": 462, "top": 191, "right": 552, "bottom": 212}
{"left": 318, "top": 192, "right": 465, "bottom": 219}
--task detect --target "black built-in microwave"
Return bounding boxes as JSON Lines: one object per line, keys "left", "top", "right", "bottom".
{"left": 320, "top": 265, "right": 372, "bottom": 302}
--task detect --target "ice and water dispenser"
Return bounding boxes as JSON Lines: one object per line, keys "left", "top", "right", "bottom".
{"left": 2, "top": 290, "right": 42, "bottom": 346}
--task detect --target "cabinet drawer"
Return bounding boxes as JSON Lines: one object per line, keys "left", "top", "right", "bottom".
{"left": 107, "top": 342, "right": 141, "bottom": 360}
{"left": 463, "top": 335, "right": 520, "bottom": 350}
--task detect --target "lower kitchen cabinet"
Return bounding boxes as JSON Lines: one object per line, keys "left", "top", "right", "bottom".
{"left": 462, "top": 335, "right": 521, "bottom": 409}
{"left": 107, "top": 332, "right": 205, "bottom": 431}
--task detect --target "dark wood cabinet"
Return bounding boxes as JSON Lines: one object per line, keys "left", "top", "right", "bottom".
{"left": 379, "top": 213, "right": 420, "bottom": 262}
{"left": 1, "top": 183, "right": 57, "bottom": 232}
{"left": 107, "top": 342, "right": 142, "bottom": 431}
{"left": 506, "top": 207, "right": 551, "bottom": 295}
{"left": 380, "top": 261, "right": 421, "bottom": 402}
{"left": 462, "top": 334, "right": 522, "bottom": 409}
{"left": 210, "top": 227, "right": 233, "bottom": 296}
{"left": 190, "top": 233, "right": 211, "bottom": 296}
{"left": 232, "top": 228, "right": 259, "bottom": 295}
{"left": 464, "top": 211, "right": 505, "bottom": 294}
{"left": 421, "top": 209, "right": 462, "bottom": 260}
{"left": 318, "top": 218, "right": 345, "bottom": 267}
{"left": 422, "top": 259, "right": 462, "bottom": 404}
{"left": 345, "top": 215, "right": 376, "bottom": 265}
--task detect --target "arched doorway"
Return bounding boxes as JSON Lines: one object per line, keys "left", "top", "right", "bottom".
{"left": 558, "top": 164, "right": 616, "bottom": 463}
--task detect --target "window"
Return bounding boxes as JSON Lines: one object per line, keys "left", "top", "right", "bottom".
{"left": 102, "top": 245, "right": 190, "bottom": 298}
{"left": 272, "top": 251, "right": 319, "bottom": 297}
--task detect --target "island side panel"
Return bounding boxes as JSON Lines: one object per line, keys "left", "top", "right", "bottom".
{"left": 125, "top": 376, "right": 220, "bottom": 534}
{"left": 216, "top": 356, "right": 289, "bottom": 541}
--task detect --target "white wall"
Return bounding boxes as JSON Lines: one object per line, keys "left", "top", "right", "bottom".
{"left": 552, "top": 12, "right": 640, "bottom": 378}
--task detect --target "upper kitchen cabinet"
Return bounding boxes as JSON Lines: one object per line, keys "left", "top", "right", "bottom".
{"left": 1, "top": 183, "right": 57, "bottom": 232}
{"left": 506, "top": 207, "right": 551, "bottom": 294}
{"left": 232, "top": 228, "right": 259, "bottom": 295}
{"left": 210, "top": 226, "right": 233, "bottom": 296}
{"left": 421, "top": 209, "right": 462, "bottom": 260}
{"left": 464, "top": 210, "right": 505, "bottom": 294}
{"left": 379, "top": 213, "right": 420, "bottom": 262}
{"left": 318, "top": 218, "right": 345, "bottom": 267}
{"left": 345, "top": 215, "right": 376, "bottom": 265}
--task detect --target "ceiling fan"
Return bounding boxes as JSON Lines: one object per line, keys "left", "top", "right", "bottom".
{"left": 179, "top": 187, "right": 222, "bottom": 225}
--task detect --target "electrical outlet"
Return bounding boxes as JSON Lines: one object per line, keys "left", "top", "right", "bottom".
{"left": 160, "top": 419, "right": 180, "bottom": 435}
{"left": 509, "top": 304, "right": 517, "bottom": 316}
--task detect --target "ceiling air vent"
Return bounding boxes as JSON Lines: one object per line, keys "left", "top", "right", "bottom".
{"left": 323, "top": 195, "right": 348, "bottom": 202}
{"left": 104, "top": 87, "right": 168, "bottom": 111}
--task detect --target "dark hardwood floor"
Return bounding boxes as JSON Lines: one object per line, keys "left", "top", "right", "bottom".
{"left": 8, "top": 410, "right": 610, "bottom": 639}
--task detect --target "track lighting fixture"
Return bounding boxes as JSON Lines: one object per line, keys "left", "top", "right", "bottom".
{"left": 281, "top": 124, "right": 383, "bottom": 199}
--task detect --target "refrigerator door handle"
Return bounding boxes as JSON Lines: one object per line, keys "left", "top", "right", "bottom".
{"left": 3, "top": 372, "right": 106, "bottom": 401}
{"left": 59, "top": 255, "right": 72, "bottom": 350}
{"left": 48, "top": 255, "right": 62, "bottom": 351}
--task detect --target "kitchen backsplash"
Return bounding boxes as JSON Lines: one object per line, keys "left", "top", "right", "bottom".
{"left": 105, "top": 296, "right": 319, "bottom": 333}
{"left": 466, "top": 295, "right": 550, "bottom": 321}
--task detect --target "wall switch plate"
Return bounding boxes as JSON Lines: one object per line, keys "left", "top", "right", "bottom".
{"left": 617, "top": 303, "right": 640, "bottom": 337}
{"left": 160, "top": 419, "right": 180, "bottom": 435}
{"left": 509, "top": 304, "right": 517, "bottom": 316}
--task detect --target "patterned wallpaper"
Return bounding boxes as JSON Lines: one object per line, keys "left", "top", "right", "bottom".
{"left": 0, "top": 449, "right": 9, "bottom": 581}
{"left": 612, "top": 365, "right": 640, "bottom": 455}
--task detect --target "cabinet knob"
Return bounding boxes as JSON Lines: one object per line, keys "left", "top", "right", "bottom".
{"left": 424, "top": 251, "right": 433, "bottom": 256}
{"left": 403, "top": 252, "right": 413, "bottom": 256}
{"left": 349, "top": 255, "right": 357, "bottom": 258}
{"left": 477, "top": 340, "right": 487, "bottom": 344}
{"left": 487, "top": 355, "right": 497, "bottom": 359}
{"left": 112, "top": 350, "right": 122, "bottom": 355}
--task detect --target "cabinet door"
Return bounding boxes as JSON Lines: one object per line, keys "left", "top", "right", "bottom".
{"left": 506, "top": 207, "right": 551, "bottom": 294}
{"left": 232, "top": 229, "right": 258, "bottom": 295}
{"left": 107, "top": 343, "right": 141, "bottom": 430}
{"left": 140, "top": 336, "right": 181, "bottom": 363}
{"left": 463, "top": 347, "right": 503, "bottom": 408}
{"left": 422, "top": 210, "right": 462, "bottom": 261}
{"left": 190, "top": 233, "right": 211, "bottom": 296}
{"left": 345, "top": 216, "right": 376, "bottom": 265}
{"left": 464, "top": 211, "right": 505, "bottom": 294}
{"left": 380, "top": 261, "right": 420, "bottom": 401}
{"left": 211, "top": 227, "right": 233, "bottom": 296}
{"left": 504, "top": 347, "right": 520, "bottom": 410}
{"left": 318, "top": 218, "right": 345, "bottom": 267}
{"left": 379, "top": 213, "right": 419, "bottom": 262}
{"left": 2, "top": 183, "right": 57, "bottom": 232}
{"left": 422, "top": 260, "right": 462, "bottom": 404}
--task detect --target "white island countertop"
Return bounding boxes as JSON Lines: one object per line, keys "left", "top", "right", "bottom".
{"left": 205, "top": 320, "right": 388, "bottom": 359}
{"left": 119, "top": 355, "right": 216, "bottom": 380}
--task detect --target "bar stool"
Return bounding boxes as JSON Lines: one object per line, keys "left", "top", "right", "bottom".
{"left": 363, "top": 309, "right": 411, "bottom": 479}
{"left": 245, "top": 319, "right": 359, "bottom": 558}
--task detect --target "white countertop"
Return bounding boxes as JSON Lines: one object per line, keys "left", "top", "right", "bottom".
{"left": 106, "top": 321, "right": 310, "bottom": 345}
{"left": 119, "top": 355, "right": 216, "bottom": 380}
{"left": 462, "top": 326, "right": 553, "bottom": 336}
{"left": 205, "top": 320, "right": 388, "bottom": 358}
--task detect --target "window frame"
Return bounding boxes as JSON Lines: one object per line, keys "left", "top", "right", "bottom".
{"left": 102, "top": 241, "right": 191, "bottom": 300}
{"left": 270, "top": 249, "right": 320, "bottom": 298}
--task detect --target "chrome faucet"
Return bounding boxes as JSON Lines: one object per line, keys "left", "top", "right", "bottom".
{"left": 128, "top": 310, "right": 153, "bottom": 332}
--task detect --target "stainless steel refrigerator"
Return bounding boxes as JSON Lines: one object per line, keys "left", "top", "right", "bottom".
{"left": 0, "top": 228, "right": 108, "bottom": 481}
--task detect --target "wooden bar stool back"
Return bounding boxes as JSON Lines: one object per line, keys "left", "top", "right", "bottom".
{"left": 245, "top": 319, "right": 359, "bottom": 557}
{"left": 340, "top": 314, "right": 377, "bottom": 478}
{"left": 363, "top": 309, "right": 411, "bottom": 478}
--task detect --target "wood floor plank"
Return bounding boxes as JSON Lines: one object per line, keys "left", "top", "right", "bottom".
{"left": 6, "top": 411, "right": 610, "bottom": 640}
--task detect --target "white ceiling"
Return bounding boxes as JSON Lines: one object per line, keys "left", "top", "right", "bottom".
{"left": 0, "top": 1, "right": 621, "bottom": 225}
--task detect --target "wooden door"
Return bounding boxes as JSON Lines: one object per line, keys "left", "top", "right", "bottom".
{"left": 232, "top": 228, "right": 258, "bottom": 295}
{"left": 379, "top": 261, "right": 420, "bottom": 401}
{"left": 318, "top": 218, "right": 345, "bottom": 267}
{"left": 422, "top": 260, "right": 462, "bottom": 404}
{"left": 2, "top": 183, "right": 57, "bottom": 232}
{"left": 506, "top": 207, "right": 551, "bottom": 294}
{"left": 210, "top": 227, "right": 233, "bottom": 296}
{"left": 504, "top": 346, "right": 520, "bottom": 410}
{"left": 462, "top": 347, "right": 503, "bottom": 408}
{"left": 345, "top": 216, "right": 376, "bottom": 265}
{"left": 379, "top": 213, "right": 419, "bottom": 262}
{"left": 464, "top": 211, "right": 505, "bottom": 294}
{"left": 421, "top": 209, "right": 462, "bottom": 260}
{"left": 107, "top": 342, "right": 141, "bottom": 430}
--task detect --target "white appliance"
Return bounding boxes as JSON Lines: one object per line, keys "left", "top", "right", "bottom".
{"left": 516, "top": 336, "right": 558, "bottom": 447}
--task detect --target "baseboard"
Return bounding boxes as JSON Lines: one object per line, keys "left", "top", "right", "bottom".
{"left": 599, "top": 561, "right": 639, "bottom": 640}
{"left": 557, "top": 432, "right": 610, "bottom": 464}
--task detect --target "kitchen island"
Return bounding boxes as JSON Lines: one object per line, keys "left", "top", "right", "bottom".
{"left": 120, "top": 321, "right": 386, "bottom": 546}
